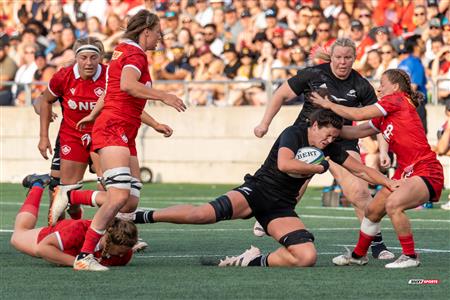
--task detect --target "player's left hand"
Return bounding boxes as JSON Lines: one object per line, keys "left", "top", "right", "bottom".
{"left": 153, "top": 123, "right": 173, "bottom": 137}
{"left": 379, "top": 151, "right": 391, "bottom": 169}
{"left": 385, "top": 179, "right": 400, "bottom": 192}
{"left": 162, "top": 94, "right": 186, "bottom": 112}
{"left": 310, "top": 91, "right": 332, "bottom": 109}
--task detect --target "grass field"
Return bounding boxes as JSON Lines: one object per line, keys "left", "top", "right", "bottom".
{"left": 1, "top": 183, "right": 449, "bottom": 299}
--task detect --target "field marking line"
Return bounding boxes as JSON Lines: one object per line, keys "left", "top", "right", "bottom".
{"left": 335, "top": 244, "right": 450, "bottom": 253}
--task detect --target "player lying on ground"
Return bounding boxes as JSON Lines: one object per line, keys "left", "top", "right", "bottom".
{"left": 129, "top": 109, "right": 397, "bottom": 267}
{"left": 310, "top": 69, "right": 444, "bottom": 268}
{"left": 10, "top": 175, "right": 138, "bottom": 269}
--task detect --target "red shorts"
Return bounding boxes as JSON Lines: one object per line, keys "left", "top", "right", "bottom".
{"left": 92, "top": 114, "right": 139, "bottom": 156}
{"left": 393, "top": 159, "right": 444, "bottom": 202}
{"left": 59, "top": 127, "right": 92, "bottom": 164}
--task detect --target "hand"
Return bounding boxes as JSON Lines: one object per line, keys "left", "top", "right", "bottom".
{"left": 162, "top": 93, "right": 186, "bottom": 112}
{"left": 254, "top": 123, "right": 269, "bottom": 138}
{"left": 76, "top": 114, "right": 95, "bottom": 131}
{"left": 38, "top": 137, "right": 53, "bottom": 160}
{"left": 318, "top": 159, "right": 329, "bottom": 174}
{"left": 153, "top": 123, "right": 173, "bottom": 137}
{"left": 309, "top": 91, "right": 332, "bottom": 109}
{"left": 50, "top": 112, "right": 58, "bottom": 122}
{"left": 379, "top": 151, "right": 391, "bottom": 169}
{"left": 385, "top": 179, "right": 400, "bottom": 192}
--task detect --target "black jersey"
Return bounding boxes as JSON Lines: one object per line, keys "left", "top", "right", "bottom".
{"left": 251, "top": 124, "right": 349, "bottom": 201}
{"left": 287, "top": 63, "right": 377, "bottom": 126}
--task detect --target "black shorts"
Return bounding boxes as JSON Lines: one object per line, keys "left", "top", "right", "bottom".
{"left": 233, "top": 175, "right": 299, "bottom": 233}
{"left": 50, "top": 134, "right": 95, "bottom": 173}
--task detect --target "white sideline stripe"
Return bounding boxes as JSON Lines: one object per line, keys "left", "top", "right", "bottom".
{"left": 300, "top": 214, "right": 450, "bottom": 223}
{"left": 335, "top": 244, "right": 450, "bottom": 253}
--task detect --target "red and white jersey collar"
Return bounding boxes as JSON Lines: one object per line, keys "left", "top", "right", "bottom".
{"left": 73, "top": 63, "right": 103, "bottom": 81}
{"left": 121, "top": 39, "right": 145, "bottom": 53}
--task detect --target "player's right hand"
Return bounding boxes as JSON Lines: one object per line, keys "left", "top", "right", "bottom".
{"left": 254, "top": 123, "right": 268, "bottom": 138}
{"left": 38, "top": 137, "right": 52, "bottom": 160}
{"left": 162, "top": 94, "right": 186, "bottom": 112}
{"left": 76, "top": 114, "right": 95, "bottom": 131}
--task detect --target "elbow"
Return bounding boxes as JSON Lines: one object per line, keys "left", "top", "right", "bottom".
{"left": 120, "top": 81, "right": 130, "bottom": 93}
{"left": 277, "top": 161, "right": 290, "bottom": 173}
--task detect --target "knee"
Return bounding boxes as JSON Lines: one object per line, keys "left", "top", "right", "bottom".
{"left": 385, "top": 199, "right": 401, "bottom": 216}
{"left": 364, "top": 206, "right": 382, "bottom": 222}
{"left": 108, "top": 189, "right": 131, "bottom": 208}
{"left": 346, "top": 184, "right": 371, "bottom": 203}
{"left": 10, "top": 233, "right": 18, "bottom": 250}
{"left": 288, "top": 247, "right": 317, "bottom": 267}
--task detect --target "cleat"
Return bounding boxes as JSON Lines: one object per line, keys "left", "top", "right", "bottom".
{"left": 22, "top": 173, "right": 51, "bottom": 188}
{"left": 73, "top": 254, "right": 109, "bottom": 271}
{"left": 218, "top": 245, "right": 261, "bottom": 267}
{"left": 132, "top": 238, "right": 148, "bottom": 253}
{"left": 374, "top": 249, "right": 395, "bottom": 260}
{"left": 332, "top": 247, "right": 369, "bottom": 266}
{"left": 385, "top": 254, "right": 420, "bottom": 269}
{"left": 253, "top": 221, "right": 266, "bottom": 237}
{"left": 441, "top": 201, "right": 450, "bottom": 211}
{"left": 48, "top": 186, "right": 69, "bottom": 226}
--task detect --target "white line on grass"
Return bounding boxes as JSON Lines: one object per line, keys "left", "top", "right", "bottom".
{"left": 334, "top": 244, "right": 450, "bottom": 253}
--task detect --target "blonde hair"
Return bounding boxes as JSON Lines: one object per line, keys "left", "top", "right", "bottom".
{"left": 73, "top": 36, "right": 105, "bottom": 55}
{"left": 123, "top": 10, "right": 159, "bottom": 42}
{"left": 315, "top": 38, "right": 356, "bottom": 63}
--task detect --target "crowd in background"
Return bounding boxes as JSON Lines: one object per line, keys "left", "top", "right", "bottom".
{"left": 0, "top": 0, "right": 449, "bottom": 107}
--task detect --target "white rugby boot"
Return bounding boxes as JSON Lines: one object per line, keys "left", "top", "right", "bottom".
{"left": 385, "top": 254, "right": 420, "bottom": 269}
{"left": 73, "top": 254, "right": 109, "bottom": 271}
{"left": 218, "top": 246, "right": 261, "bottom": 267}
{"left": 253, "top": 221, "right": 266, "bottom": 237}
{"left": 332, "top": 247, "right": 369, "bottom": 266}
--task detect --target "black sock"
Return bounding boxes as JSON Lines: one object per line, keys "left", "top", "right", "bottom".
{"left": 248, "top": 253, "right": 270, "bottom": 267}
{"left": 134, "top": 210, "right": 155, "bottom": 224}
{"left": 406, "top": 254, "right": 417, "bottom": 259}
{"left": 371, "top": 232, "right": 388, "bottom": 258}
{"left": 77, "top": 252, "right": 90, "bottom": 259}
{"left": 351, "top": 252, "right": 362, "bottom": 259}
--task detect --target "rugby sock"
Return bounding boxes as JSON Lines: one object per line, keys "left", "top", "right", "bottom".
{"left": 353, "top": 217, "right": 379, "bottom": 258}
{"left": 370, "top": 232, "right": 388, "bottom": 258}
{"left": 80, "top": 227, "right": 105, "bottom": 254}
{"left": 69, "top": 190, "right": 95, "bottom": 206}
{"left": 398, "top": 234, "right": 416, "bottom": 258}
{"left": 248, "top": 253, "right": 270, "bottom": 267}
{"left": 134, "top": 210, "right": 154, "bottom": 224}
{"left": 19, "top": 186, "right": 44, "bottom": 217}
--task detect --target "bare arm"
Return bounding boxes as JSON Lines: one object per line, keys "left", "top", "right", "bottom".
{"left": 341, "top": 155, "right": 397, "bottom": 190}
{"left": 277, "top": 147, "right": 325, "bottom": 176}
{"left": 254, "top": 81, "right": 297, "bottom": 137}
{"left": 120, "top": 67, "right": 186, "bottom": 112}
{"left": 38, "top": 89, "right": 58, "bottom": 159}
{"left": 35, "top": 234, "right": 75, "bottom": 267}
{"left": 377, "top": 133, "right": 391, "bottom": 168}
{"left": 340, "top": 122, "right": 378, "bottom": 140}
{"left": 141, "top": 111, "right": 173, "bottom": 137}
{"left": 76, "top": 93, "right": 105, "bottom": 130}
{"left": 436, "top": 119, "right": 450, "bottom": 155}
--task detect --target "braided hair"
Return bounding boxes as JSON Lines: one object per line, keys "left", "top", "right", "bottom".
{"left": 383, "top": 69, "right": 424, "bottom": 108}
{"left": 101, "top": 218, "right": 138, "bottom": 259}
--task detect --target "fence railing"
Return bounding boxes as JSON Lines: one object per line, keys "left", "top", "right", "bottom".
{"left": 2, "top": 75, "right": 449, "bottom": 106}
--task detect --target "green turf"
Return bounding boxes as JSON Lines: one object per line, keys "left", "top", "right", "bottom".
{"left": 0, "top": 183, "right": 449, "bottom": 299}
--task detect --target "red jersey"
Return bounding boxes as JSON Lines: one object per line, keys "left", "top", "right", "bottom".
{"left": 103, "top": 40, "right": 151, "bottom": 127}
{"left": 37, "top": 219, "right": 132, "bottom": 266}
{"left": 48, "top": 64, "right": 106, "bottom": 133}
{"left": 369, "top": 92, "right": 436, "bottom": 171}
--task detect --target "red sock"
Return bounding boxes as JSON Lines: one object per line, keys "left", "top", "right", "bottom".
{"left": 70, "top": 190, "right": 95, "bottom": 206}
{"left": 80, "top": 227, "right": 104, "bottom": 254}
{"left": 353, "top": 231, "right": 375, "bottom": 257}
{"left": 398, "top": 234, "right": 416, "bottom": 256}
{"left": 19, "top": 186, "right": 44, "bottom": 218}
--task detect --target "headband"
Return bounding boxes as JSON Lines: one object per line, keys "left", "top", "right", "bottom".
{"left": 76, "top": 44, "right": 101, "bottom": 55}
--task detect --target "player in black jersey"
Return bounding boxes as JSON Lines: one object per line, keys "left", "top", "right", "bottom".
{"left": 254, "top": 38, "right": 394, "bottom": 259}
{"left": 132, "top": 109, "right": 397, "bottom": 267}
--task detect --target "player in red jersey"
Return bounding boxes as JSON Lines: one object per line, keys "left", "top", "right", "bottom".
{"left": 51, "top": 10, "right": 186, "bottom": 271}
{"left": 38, "top": 37, "right": 107, "bottom": 223}
{"left": 10, "top": 176, "right": 138, "bottom": 270}
{"left": 310, "top": 69, "right": 444, "bottom": 268}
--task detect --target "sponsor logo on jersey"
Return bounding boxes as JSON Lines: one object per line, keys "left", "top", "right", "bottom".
{"left": 382, "top": 123, "right": 394, "bottom": 141}
{"left": 94, "top": 87, "right": 104, "bottom": 97}
{"left": 112, "top": 50, "right": 123, "bottom": 60}
{"left": 121, "top": 134, "right": 128, "bottom": 143}
{"left": 319, "top": 83, "right": 327, "bottom": 89}
{"left": 68, "top": 99, "right": 77, "bottom": 109}
{"left": 70, "top": 88, "right": 76, "bottom": 95}
{"left": 346, "top": 89, "right": 357, "bottom": 97}
{"left": 61, "top": 145, "right": 71, "bottom": 155}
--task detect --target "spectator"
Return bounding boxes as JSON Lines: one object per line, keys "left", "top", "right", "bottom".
{"left": 275, "top": 0, "right": 296, "bottom": 29}
{"left": 434, "top": 100, "right": 450, "bottom": 210}
{"left": 103, "top": 13, "right": 124, "bottom": 52}
{"left": 412, "top": 5, "right": 428, "bottom": 35}
{"left": 212, "top": 8, "right": 225, "bottom": 38}
{"left": 375, "top": 42, "right": 399, "bottom": 80}
{"left": 105, "top": 0, "right": 129, "bottom": 19}
{"left": 297, "top": 30, "right": 312, "bottom": 55}
{"left": 288, "top": 45, "right": 308, "bottom": 74}
{"left": 247, "top": 0, "right": 265, "bottom": 30}
{"left": 355, "top": 5, "right": 374, "bottom": 35}
{"left": 195, "top": 0, "right": 213, "bottom": 27}
{"left": 236, "top": 9, "right": 255, "bottom": 51}
{"left": 73, "top": 12, "right": 88, "bottom": 39}
{"left": 398, "top": 35, "right": 428, "bottom": 133}
{"left": 424, "top": 18, "right": 443, "bottom": 63}
{"left": 360, "top": 49, "right": 382, "bottom": 80}
{"left": 32, "top": 50, "right": 56, "bottom": 99}
{"left": 177, "top": 27, "right": 195, "bottom": 57}
{"left": 294, "top": 6, "right": 314, "bottom": 36}
{"left": 334, "top": 11, "right": 352, "bottom": 39}
{"left": 86, "top": 16, "right": 106, "bottom": 41}
{"left": 223, "top": 42, "right": 241, "bottom": 79}
{"left": 254, "top": 40, "right": 282, "bottom": 83}
{"left": 13, "top": 42, "right": 38, "bottom": 106}
{"left": 49, "top": 27, "right": 75, "bottom": 68}
{"left": 264, "top": 9, "right": 279, "bottom": 39}
{"left": 165, "top": 11, "right": 179, "bottom": 33}
{"left": 223, "top": 5, "right": 242, "bottom": 44}
{"left": 431, "top": 45, "right": 450, "bottom": 103}
{"left": 45, "top": 22, "right": 64, "bottom": 57}
{"left": 0, "top": 39, "right": 18, "bottom": 106}
{"left": 203, "top": 23, "right": 223, "bottom": 57}
{"left": 271, "top": 27, "right": 285, "bottom": 50}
